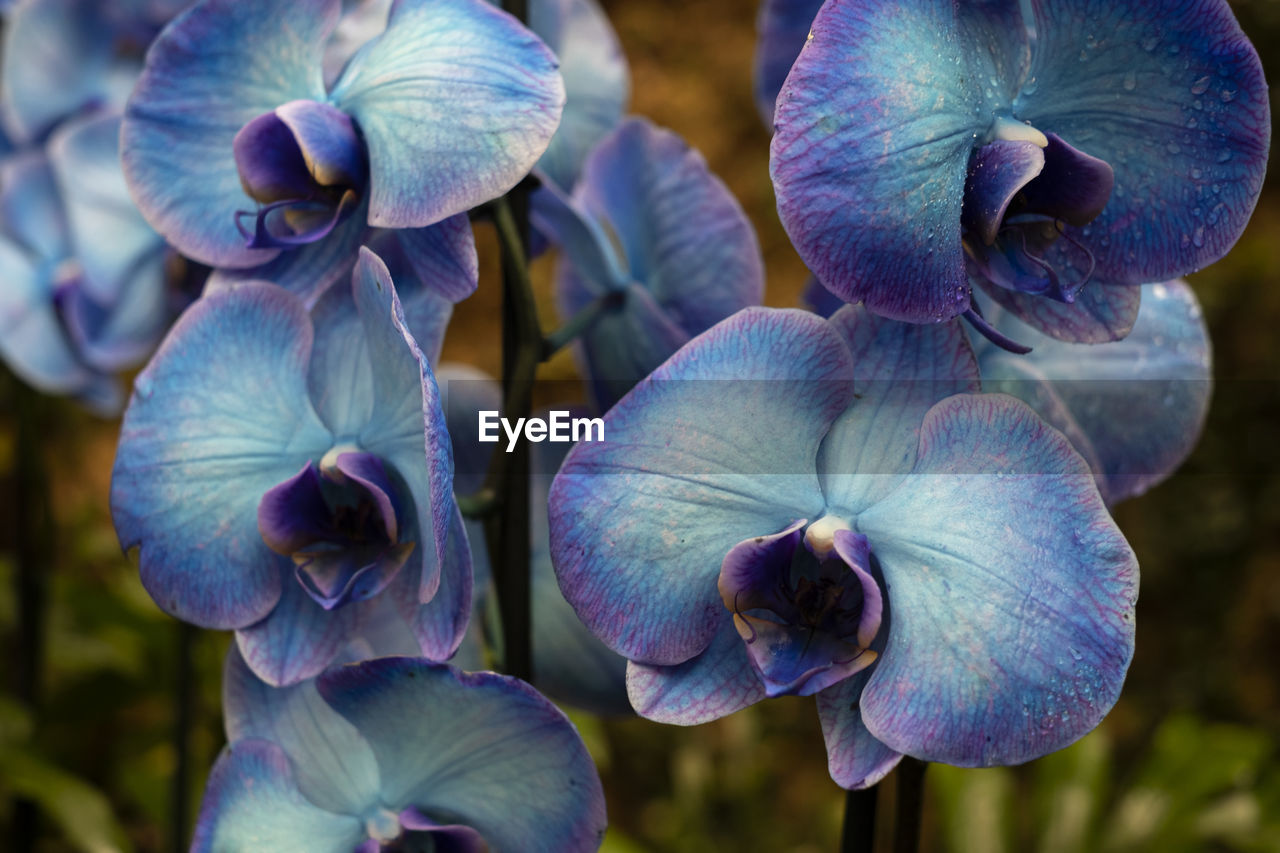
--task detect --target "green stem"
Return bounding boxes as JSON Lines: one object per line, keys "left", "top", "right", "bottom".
{"left": 483, "top": 192, "right": 539, "bottom": 683}
{"left": 541, "top": 289, "right": 623, "bottom": 359}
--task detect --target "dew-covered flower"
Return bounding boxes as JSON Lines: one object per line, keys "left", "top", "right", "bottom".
{"left": 970, "top": 279, "right": 1211, "bottom": 505}
{"left": 439, "top": 367, "right": 630, "bottom": 714}
{"left": 550, "top": 306, "right": 1137, "bottom": 784}
{"left": 194, "top": 650, "right": 606, "bottom": 852}
{"left": 121, "top": 0, "right": 564, "bottom": 302}
{"left": 111, "top": 248, "right": 471, "bottom": 686}
{"left": 0, "top": 112, "right": 170, "bottom": 413}
{"left": 533, "top": 117, "right": 763, "bottom": 410}
{"left": 770, "top": 0, "right": 1269, "bottom": 342}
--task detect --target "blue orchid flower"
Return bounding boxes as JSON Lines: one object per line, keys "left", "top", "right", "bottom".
{"left": 533, "top": 117, "right": 764, "bottom": 410}
{"left": 111, "top": 248, "right": 471, "bottom": 686}
{"left": 770, "top": 0, "right": 1269, "bottom": 342}
{"left": 970, "top": 279, "right": 1211, "bottom": 506}
{"left": 0, "top": 0, "right": 192, "bottom": 144}
{"left": 549, "top": 306, "right": 1138, "bottom": 784}
{"left": 0, "top": 112, "right": 171, "bottom": 414}
{"left": 438, "top": 366, "right": 631, "bottom": 715}
{"left": 195, "top": 650, "right": 607, "bottom": 852}
{"left": 121, "top": 0, "right": 565, "bottom": 303}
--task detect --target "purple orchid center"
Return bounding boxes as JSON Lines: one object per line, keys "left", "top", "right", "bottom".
{"left": 355, "top": 806, "right": 489, "bottom": 853}
{"left": 961, "top": 117, "right": 1115, "bottom": 303}
{"left": 257, "top": 447, "right": 415, "bottom": 611}
{"left": 718, "top": 516, "right": 883, "bottom": 698}
{"left": 232, "top": 99, "right": 368, "bottom": 250}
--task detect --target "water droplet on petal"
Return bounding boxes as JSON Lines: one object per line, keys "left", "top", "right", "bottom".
{"left": 1123, "top": 71, "right": 1137, "bottom": 90}
{"left": 1190, "top": 76, "right": 1211, "bottom": 95}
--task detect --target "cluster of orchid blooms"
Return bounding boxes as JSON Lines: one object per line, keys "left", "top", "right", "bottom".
{"left": 0, "top": 0, "right": 1268, "bottom": 848}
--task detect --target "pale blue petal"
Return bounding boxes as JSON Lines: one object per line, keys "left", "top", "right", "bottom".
{"left": 549, "top": 307, "right": 853, "bottom": 665}
{"left": 975, "top": 280, "right": 1211, "bottom": 504}
{"left": 857, "top": 394, "right": 1138, "bottom": 766}
{"left": 235, "top": 572, "right": 362, "bottom": 686}
{"left": 815, "top": 672, "right": 902, "bottom": 789}
{"left": 1, "top": 151, "right": 68, "bottom": 262}
{"left": 222, "top": 645, "right": 381, "bottom": 816}
{"left": 1015, "top": 0, "right": 1269, "bottom": 286}
{"left": 330, "top": 0, "right": 564, "bottom": 228}
{"left": 0, "top": 0, "right": 114, "bottom": 142}
{"left": 392, "top": 213, "right": 479, "bottom": 305}
{"left": 531, "top": 0, "right": 629, "bottom": 192}
{"left": 347, "top": 249, "right": 457, "bottom": 614}
{"left": 770, "top": 0, "right": 1026, "bottom": 321}
{"left": 575, "top": 118, "right": 763, "bottom": 334}
{"left": 121, "top": 0, "right": 336, "bottom": 266}
{"left": 0, "top": 235, "right": 90, "bottom": 394}
{"left": 110, "top": 283, "right": 333, "bottom": 628}
{"left": 191, "top": 740, "right": 364, "bottom": 853}
{"left": 317, "top": 659, "right": 608, "bottom": 853}
{"left": 626, "top": 619, "right": 765, "bottom": 724}
{"left": 978, "top": 276, "right": 1141, "bottom": 344}
{"left": 48, "top": 112, "right": 164, "bottom": 305}
{"left": 818, "top": 304, "right": 980, "bottom": 514}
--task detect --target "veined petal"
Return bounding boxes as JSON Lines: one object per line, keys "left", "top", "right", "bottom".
{"left": 1015, "top": 0, "right": 1269, "bottom": 286}
{"left": 394, "top": 504, "right": 472, "bottom": 662}
{"left": 191, "top": 739, "right": 364, "bottom": 853}
{"left": 533, "top": 177, "right": 630, "bottom": 294}
{"left": 531, "top": 0, "right": 629, "bottom": 192}
{"left": 392, "top": 213, "right": 479, "bottom": 305}
{"left": 316, "top": 659, "right": 608, "bottom": 853}
{"left": 222, "top": 645, "right": 381, "bottom": 816}
{"left": 347, "top": 249, "right": 457, "bottom": 616}
{"left": 0, "top": 0, "right": 114, "bottom": 142}
{"left": 857, "top": 394, "right": 1137, "bottom": 766}
{"left": 975, "top": 280, "right": 1211, "bottom": 504}
{"left": 626, "top": 619, "right": 766, "bottom": 724}
{"left": 816, "top": 672, "right": 902, "bottom": 790}
{"left": 818, "top": 304, "right": 980, "bottom": 514}
{"left": 48, "top": 113, "right": 165, "bottom": 307}
{"left": 753, "top": 0, "right": 824, "bottom": 125}
{"left": 979, "top": 276, "right": 1141, "bottom": 343}
{"left": 110, "top": 283, "right": 333, "bottom": 629}
{"left": 770, "top": 0, "right": 1026, "bottom": 321}
{"left": 121, "top": 0, "right": 337, "bottom": 267}
{"left": 549, "top": 307, "right": 854, "bottom": 665}
{"left": 330, "top": 0, "right": 564, "bottom": 228}
{"left": 576, "top": 118, "right": 763, "bottom": 335}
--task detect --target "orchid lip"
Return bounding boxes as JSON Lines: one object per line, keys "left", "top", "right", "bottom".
{"left": 718, "top": 519, "right": 883, "bottom": 697}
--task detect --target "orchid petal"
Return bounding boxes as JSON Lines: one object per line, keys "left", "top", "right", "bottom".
{"left": 222, "top": 645, "right": 381, "bottom": 816}
{"left": 111, "top": 283, "right": 332, "bottom": 628}
{"left": 191, "top": 739, "right": 364, "bottom": 853}
{"left": 317, "top": 659, "right": 608, "bottom": 853}
{"left": 626, "top": 619, "right": 766, "bottom": 724}
{"left": 1015, "top": 0, "right": 1269, "bottom": 286}
{"left": 770, "top": 0, "right": 1027, "bottom": 321}
{"left": 857, "top": 394, "right": 1137, "bottom": 766}
{"left": 818, "top": 304, "right": 980, "bottom": 514}
{"left": 330, "top": 0, "right": 564, "bottom": 228}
